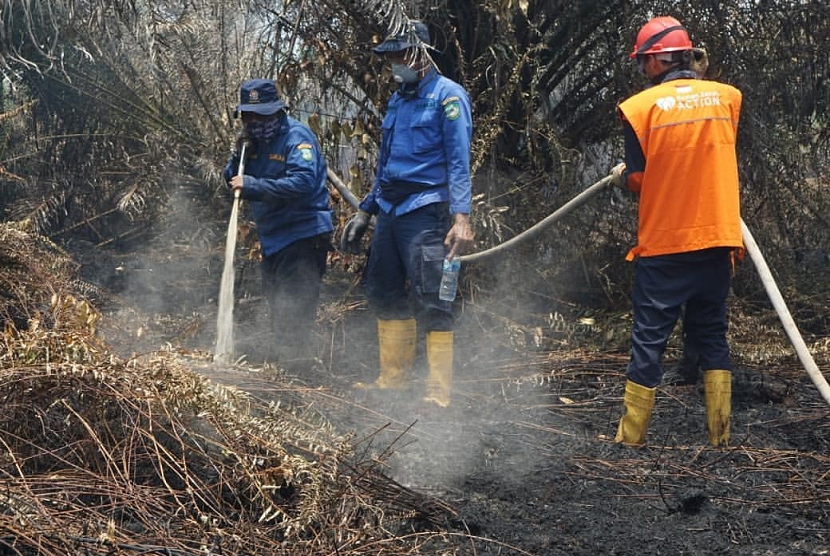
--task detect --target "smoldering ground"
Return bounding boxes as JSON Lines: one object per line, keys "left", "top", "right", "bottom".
{"left": 91, "top": 182, "right": 830, "bottom": 556}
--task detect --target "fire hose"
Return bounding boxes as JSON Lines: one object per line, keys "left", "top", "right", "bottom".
{"left": 458, "top": 175, "right": 614, "bottom": 264}
{"left": 740, "top": 219, "right": 830, "bottom": 405}
{"left": 328, "top": 169, "right": 830, "bottom": 405}
{"left": 327, "top": 170, "right": 615, "bottom": 263}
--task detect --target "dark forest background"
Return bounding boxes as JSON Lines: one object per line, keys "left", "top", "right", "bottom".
{"left": 0, "top": 0, "right": 827, "bottom": 325}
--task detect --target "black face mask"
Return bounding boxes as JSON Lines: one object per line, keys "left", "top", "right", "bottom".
{"left": 245, "top": 115, "right": 282, "bottom": 143}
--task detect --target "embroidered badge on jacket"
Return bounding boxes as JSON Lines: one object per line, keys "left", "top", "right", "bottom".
{"left": 442, "top": 96, "right": 461, "bottom": 121}
{"left": 297, "top": 142, "right": 314, "bottom": 161}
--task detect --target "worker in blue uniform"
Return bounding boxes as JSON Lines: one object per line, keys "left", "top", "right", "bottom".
{"left": 340, "top": 21, "right": 474, "bottom": 407}
{"left": 225, "top": 78, "right": 333, "bottom": 365}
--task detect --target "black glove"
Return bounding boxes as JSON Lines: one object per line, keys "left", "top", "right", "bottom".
{"left": 340, "top": 211, "right": 371, "bottom": 254}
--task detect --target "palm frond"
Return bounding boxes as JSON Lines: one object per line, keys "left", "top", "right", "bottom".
{"left": 0, "top": 99, "right": 37, "bottom": 123}
{"left": 9, "top": 186, "right": 67, "bottom": 234}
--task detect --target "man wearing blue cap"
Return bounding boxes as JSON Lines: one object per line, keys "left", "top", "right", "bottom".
{"left": 224, "top": 78, "right": 333, "bottom": 364}
{"left": 340, "top": 21, "right": 474, "bottom": 407}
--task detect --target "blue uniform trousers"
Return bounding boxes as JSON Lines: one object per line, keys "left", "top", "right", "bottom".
{"left": 627, "top": 248, "right": 733, "bottom": 387}
{"left": 261, "top": 232, "right": 330, "bottom": 360}
{"left": 365, "top": 202, "right": 453, "bottom": 331}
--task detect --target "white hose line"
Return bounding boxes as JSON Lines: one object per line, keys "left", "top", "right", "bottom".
{"left": 329, "top": 166, "right": 830, "bottom": 404}
{"left": 329, "top": 171, "right": 615, "bottom": 264}
{"left": 460, "top": 175, "right": 614, "bottom": 263}
{"left": 741, "top": 218, "right": 830, "bottom": 406}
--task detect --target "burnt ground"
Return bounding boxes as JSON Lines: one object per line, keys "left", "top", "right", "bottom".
{"left": 304, "top": 269, "right": 829, "bottom": 556}
{"left": 96, "top": 244, "right": 830, "bottom": 556}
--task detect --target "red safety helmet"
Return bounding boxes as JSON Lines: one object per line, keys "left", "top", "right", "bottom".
{"left": 630, "top": 16, "right": 693, "bottom": 59}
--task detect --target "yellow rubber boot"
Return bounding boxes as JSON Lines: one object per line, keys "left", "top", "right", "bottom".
{"left": 615, "top": 380, "right": 656, "bottom": 446}
{"left": 423, "top": 331, "right": 453, "bottom": 407}
{"left": 355, "top": 319, "right": 416, "bottom": 390}
{"left": 704, "top": 369, "right": 731, "bottom": 446}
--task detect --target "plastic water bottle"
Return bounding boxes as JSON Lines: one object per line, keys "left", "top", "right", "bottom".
{"left": 439, "top": 257, "right": 461, "bottom": 301}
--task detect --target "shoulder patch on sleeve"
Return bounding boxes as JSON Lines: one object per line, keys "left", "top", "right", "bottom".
{"left": 297, "top": 142, "right": 314, "bottom": 162}
{"left": 443, "top": 98, "right": 461, "bottom": 121}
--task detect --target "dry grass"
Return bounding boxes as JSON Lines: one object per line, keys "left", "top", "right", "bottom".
{"left": 0, "top": 223, "right": 461, "bottom": 555}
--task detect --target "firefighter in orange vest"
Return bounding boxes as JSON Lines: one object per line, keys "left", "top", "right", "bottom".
{"left": 610, "top": 16, "right": 742, "bottom": 447}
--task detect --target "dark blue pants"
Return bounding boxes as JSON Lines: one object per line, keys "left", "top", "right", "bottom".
{"left": 365, "top": 203, "right": 453, "bottom": 331}
{"left": 261, "top": 233, "right": 330, "bottom": 359}
{"left": 627, "top": 248, "right": 733, "bottom": 387}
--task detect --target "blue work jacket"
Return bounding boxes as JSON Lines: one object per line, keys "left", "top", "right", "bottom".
{"left": 359, "top": 68, "right": 473, "bottom": 217}
{"left": 224, "top": 114, "right": 333, "bottom": 257}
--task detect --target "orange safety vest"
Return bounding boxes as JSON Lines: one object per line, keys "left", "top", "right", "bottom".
{"left": 618, "top": 78, "right": 743, "bottom": 260}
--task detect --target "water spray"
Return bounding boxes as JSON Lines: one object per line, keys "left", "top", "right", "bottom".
{"left": 214, "top": 142, "right": 248, "bottom": 364}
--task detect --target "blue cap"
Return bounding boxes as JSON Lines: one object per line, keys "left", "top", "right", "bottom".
{"left": 234, "top": 79, "right": 286, "bottom": 116}
{"left": 372, "top": 21, "right": 431, "bottom": 53}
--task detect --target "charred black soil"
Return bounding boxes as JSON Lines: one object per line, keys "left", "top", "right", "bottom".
{"left": 322, "top": 297, "right": 830, "bottom": 556}
{"left": 111, "top": 252, "right": 830, "bottom": 556}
